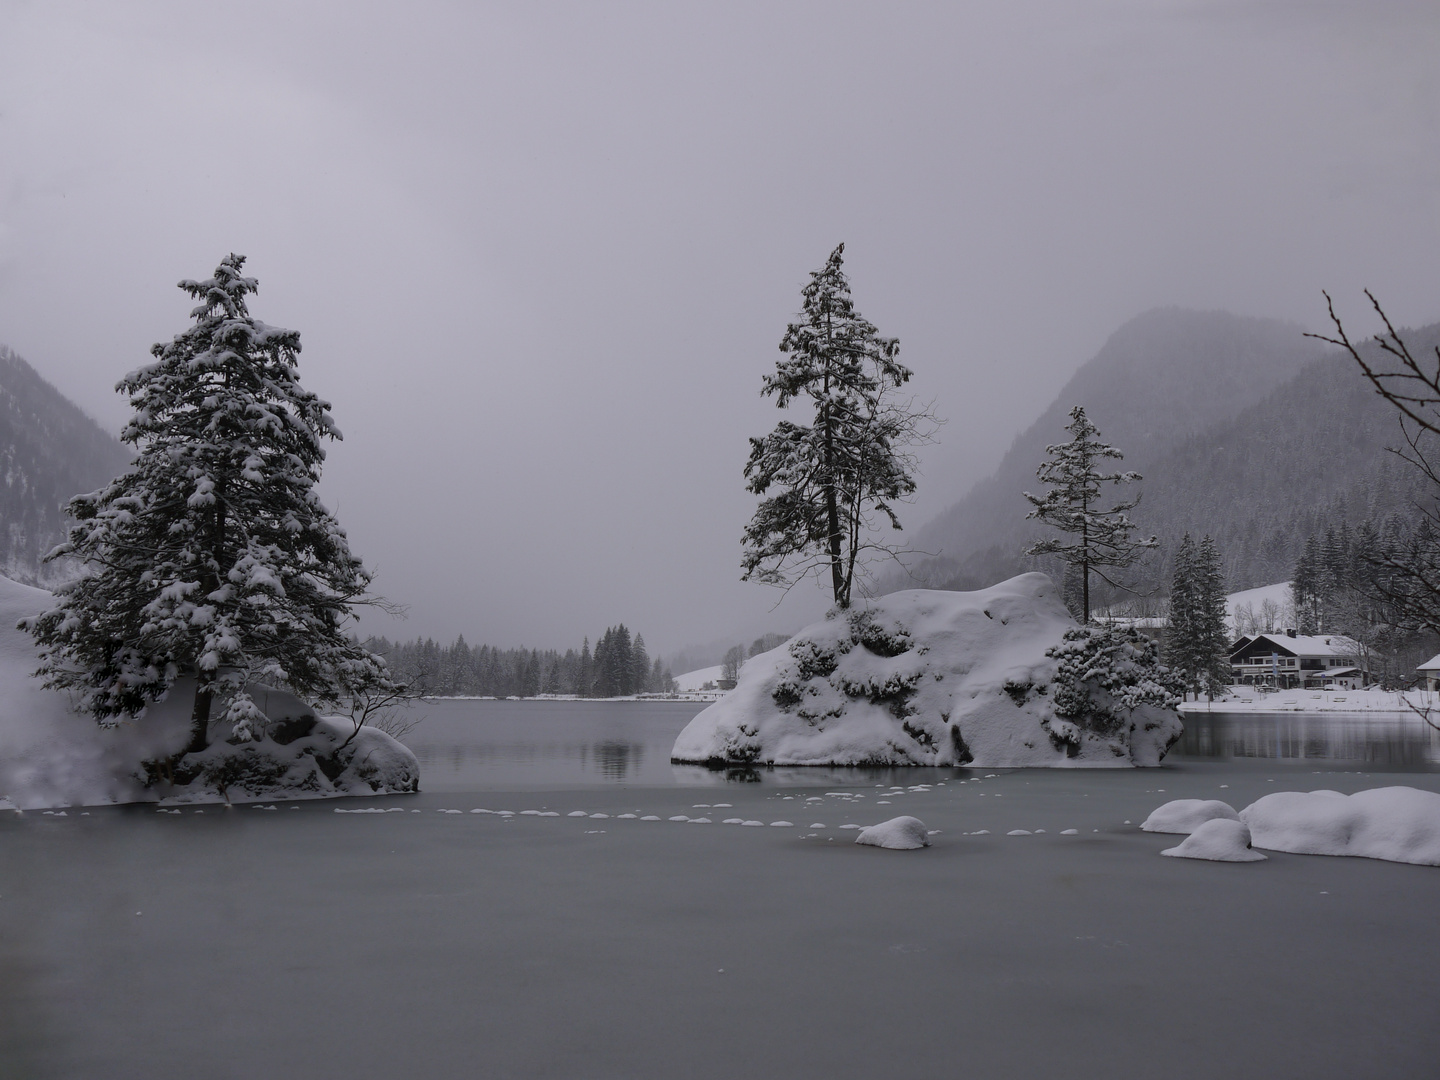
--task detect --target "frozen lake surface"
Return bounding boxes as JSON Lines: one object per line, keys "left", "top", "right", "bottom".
{"left": 4, "top": 701, "right": 1440, "bottom": 1079}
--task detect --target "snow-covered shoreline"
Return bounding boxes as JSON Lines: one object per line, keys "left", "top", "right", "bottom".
{"left": 1181, "top": 689, "right": 1440, "bottom": 716}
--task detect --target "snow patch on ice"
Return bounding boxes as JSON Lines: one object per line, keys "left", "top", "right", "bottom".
{"left": 1161, "top": 818, "right": 1266, "bottom": 862}
{"left": 854, "top": 816, "right": 930, "bottom": 850}
{"left": 1141, "top": 799, "right": 1240, "bottom": 835}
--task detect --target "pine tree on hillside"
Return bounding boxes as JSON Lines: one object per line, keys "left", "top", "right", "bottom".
{"left": 1194, "top": 536, "right": 1232, "bottom": 696}
{"left": 23, "top": 255, "right": 395, "bottom": 755}
{"left": 1024, "top": 405, "right": 1157, "bottom": 620}
{"left": 742, "top": 243, "right": 936, "bottom": 609}
{"left": 631, "top": 634, "right": 651, "bottom": 694}
{"left": 1165, "top": 534, "right": 1198, "bottom": 683}
{"left": 1164, "top": 533, "right": 1230, "bottom": 697}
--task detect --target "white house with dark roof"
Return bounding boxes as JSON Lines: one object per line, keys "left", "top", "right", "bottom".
{"left": 1417, "top": 654, "right": 1440, "bottom": 691}
{"left": 1229, "top": 630, "right": 1367, "bottom": 689}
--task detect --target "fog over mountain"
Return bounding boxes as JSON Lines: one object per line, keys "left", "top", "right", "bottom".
{"left": 2, "top": 2, "right": 1437, "bottom": 652}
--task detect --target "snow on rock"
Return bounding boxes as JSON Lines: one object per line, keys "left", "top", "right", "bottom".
{"left": 854, "top": 816, "right": 931, "bottom": 850}
{"left": 671, "top": 574, "right": 1181, "bottom": 769}
{"left": 1161, "top": 818, "right": 1266, "bottom": 862}
{"left": 0, "top": 574, "right": 418, "bottom": 808}
{"left": 1141, "top": 799, "right": 1241, "bottom": 834}
{"left": 1240, "top": 787, "right": 1440, "bottom": 866}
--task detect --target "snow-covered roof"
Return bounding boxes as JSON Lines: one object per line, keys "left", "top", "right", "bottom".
{"left": 1231, "top": 633, "right": 1361, "bottom": 658}
{"left": 1417, "top": 654, "right": 1440, "bottom": 673}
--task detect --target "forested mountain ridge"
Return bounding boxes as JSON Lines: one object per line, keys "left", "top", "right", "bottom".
{"left": 0, "top": 345, "right": 132, "bottom": 584}
{"left": 898, "top": 309, "right": 1438, "bottom": 600}
{"left": 1133, "top": 328, "right": 1440, "bottom": 591}
{"left": 901, "top": 308, "right": 1325, "bottom": 592}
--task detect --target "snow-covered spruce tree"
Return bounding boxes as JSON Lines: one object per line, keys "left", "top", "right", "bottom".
{"left": 23, "top": 254, "right": 396, "bottom": 758}
{"left": 743, "top": 243, "right": 934, "bottom": 609}
{"left": 1048, "top": 624, "right": 1182, "bottom": 735}
{"left": 1193, "top": 535, "right": 1232, "bottom": 696}
{"left": 1164, "top": 533, "right": 1199, "bottom": 685}
{"left": 1023, "top": 405, "right": 1156, "bottom": 621}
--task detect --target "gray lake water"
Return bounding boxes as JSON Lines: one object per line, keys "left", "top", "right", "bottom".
{"left": 4, "top": 700, "right": 1440, "bottom": 1080}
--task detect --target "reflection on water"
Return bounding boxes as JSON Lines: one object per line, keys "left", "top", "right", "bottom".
{"left": 402, "top": 699, "right": 1440, "bottom": 789}
{"left": 1174, "top": 712, "right": 1440, "bottom": 769}
{"left": 585, "top": 740, "right": 645, "bottom": 781}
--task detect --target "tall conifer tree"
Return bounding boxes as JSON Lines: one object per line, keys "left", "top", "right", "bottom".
{"left": 1024, "top": 406, "right": 1156, "bottom": 620}
{"left": 24, "top": 255, "right": 394, "bottom": 753}
{"left": 742, "top": 243, "right": 932, "bottom": 608}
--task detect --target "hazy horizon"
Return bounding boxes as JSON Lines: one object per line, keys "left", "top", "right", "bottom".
{"left": 2, "top": 0, "right": 1437, "bottom": 655}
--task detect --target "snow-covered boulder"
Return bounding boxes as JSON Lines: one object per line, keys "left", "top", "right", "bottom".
{"left": 1141, "top": 799, "right": 1240, "bottom": 834}
{"left": 1161, "top": 818, "right": 1266, "bottom": 862}
{"left": 671, "top": 574, "right": 1182, "bottom": 769}
{"left": 0, "top": 574, "right": 418, "bottom": 808}
{"left": 854, "top": 815, "right": 931, "bottom": 850}
{"left": 1239, "top": 787, "right": 1440, "bottom": 866}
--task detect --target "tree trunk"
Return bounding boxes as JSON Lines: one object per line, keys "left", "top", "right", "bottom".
{"left": 187, "top": 684, "right": 212, "bottom": 755}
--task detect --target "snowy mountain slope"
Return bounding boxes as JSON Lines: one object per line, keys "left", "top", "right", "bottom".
{"left": 673, "top": 664, "right": 723, "bottom": 691}
{"left": 1223, "top": 581, "right": 1293, "bottom": 633}
{"left": 672, "top": 574, "right": 1181, "bottom": 769}
{"left": 0, "top": 345, "right": 132, "bottom": 584}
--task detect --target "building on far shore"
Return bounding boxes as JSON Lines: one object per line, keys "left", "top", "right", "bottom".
{"left": 1417, "top": 654, "right": 1440, "bottom": 691}
{"left": 1229, "top": 630, "right": 1368, "bottom": 690}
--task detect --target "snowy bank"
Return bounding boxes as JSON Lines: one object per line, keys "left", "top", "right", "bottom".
{"left": 1239, "top": 787, "right": 1440, "bottom": 867}
{"left": 671, "top": 574, "right": 1182, "bottom": 769}
{"left": 0, "top": 575, "right": 418, "bottom": 809}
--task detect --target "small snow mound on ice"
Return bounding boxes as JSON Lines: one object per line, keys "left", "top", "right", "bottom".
{"left": 723, "top": 818, "right": 744, "bottom": 824}
{"left": 971, "top": 829, "right": 990, "bottom": 835}
{"left": 689, "top": 817, "right": 711, "bottom": 824}
{"left": 741, "top": 820, "right": 764, "bottom": 827}
{"left": 640, "top": 815, "right": 661, "bottom": 821}
{"left": 713, "top": 803, "right": 732, "bottom": 807}
{"left": 809, "top": 822, "right": 826, "bottom": 828}
{"left": 444, "top": 809, "right": 462, "bottom": 814}
{"left": 520, "top": 810, "right": 542, "bottom": 816}
{"left": 538, "top": 811, "right": 559, "bottom": 817}
{"left": 1240, "top": 787, "right": 1440, "bottom": 866}
{"left": 567, "top": 811, "right": 588, "bottom": 817}
{"left": 838, "top": 824, "right": 862, "bottom": 830}
{"left": 1162, "top": 818, "right": 1266, "bottom": 862}
{"left": 1007, "top": 829, "right": 1032, "bottom": 836}
{"left": 854, "top": 816, "right": 930, "bottom": 850}
{"left": 470, "top": 808, "right": 491, "bottom": 814}
{"left": 589, "top": 813, "right": 609, "bottom": 819}
{"left": 616, "top": 813, "right": 637, "bottom": 819}
{"left": 670, "top": 575, "right": 1180, "bottom": 770}
{"left": 1060, "top": 829, "right": 1078, "bottom": 835}
{"left": 770, "top": 821, "right": 794, "bottom": 827}
{"left": 1141, "top": 799, "right": 1240, "bottom": 834}
{"left": 668, "top": 815, "right": 690, "bottom": 822}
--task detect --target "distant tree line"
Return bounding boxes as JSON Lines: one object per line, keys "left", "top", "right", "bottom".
{"left": 368, "top": 625, "right": 676, "bottom": 698}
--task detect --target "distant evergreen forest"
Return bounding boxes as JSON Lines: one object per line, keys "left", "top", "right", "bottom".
{"left": 368, "top": 624, "right": 676, "bottom": 698}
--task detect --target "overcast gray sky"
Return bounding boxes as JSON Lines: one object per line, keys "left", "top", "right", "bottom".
{"left": 1, "top": 0, "right": 1437, "bottom": 656}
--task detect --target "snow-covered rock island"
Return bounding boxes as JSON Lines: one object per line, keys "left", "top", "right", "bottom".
{"left": 0, "top": 574, "right": 419, "bottom": 809}
{"left": 672, "top": 573, "right": 1182, "bottom": 769}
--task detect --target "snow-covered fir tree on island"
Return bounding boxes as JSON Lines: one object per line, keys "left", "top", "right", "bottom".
{"left": 1024, "top": 405, "right": 1156, "bottom": 620}
{"left": 22, "top": 255, "right": 402, "bottom": 787}
{"left": 741, "top": 242, "right": 935, "bottom": 609}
